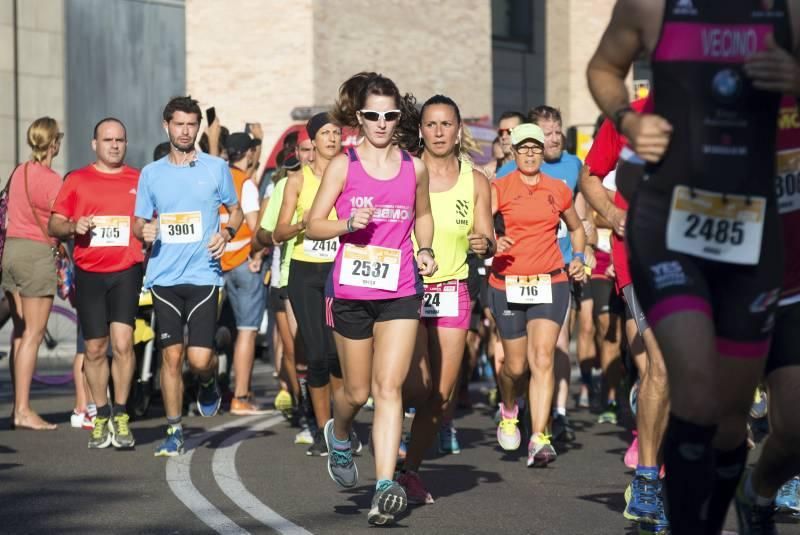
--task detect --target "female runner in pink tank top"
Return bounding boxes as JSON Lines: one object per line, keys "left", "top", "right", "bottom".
{"left": 306, "top": 72, "right": 436, "bottom": 526}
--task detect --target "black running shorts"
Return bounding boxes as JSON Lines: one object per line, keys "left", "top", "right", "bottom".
{"left": 74, "top": 264, "right": 143, "bottom": 340}
{"left": 151, "top": 284, "right": 219, "bottom": 349}
{"left": 627, "top": 187, "right": 782, "bottom": 358}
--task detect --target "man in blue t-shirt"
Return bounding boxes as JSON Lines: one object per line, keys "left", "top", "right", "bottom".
{"left": 528, "top": 105, "right": 591, "bottom": 446}
{"left": 133, "top": 96, "right": 242, "bottom": 457}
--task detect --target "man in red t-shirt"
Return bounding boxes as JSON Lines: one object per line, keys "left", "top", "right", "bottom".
{"left": 580, "top": 97, "right": 669, "bottom": 526}
{"left": 49, "top": 118, "right": 144, "bottom": 450}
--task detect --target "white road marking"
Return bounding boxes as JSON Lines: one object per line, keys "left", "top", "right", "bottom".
{"left": 166, "top": 414, "right": 264, "bottom": 534}
{"left": 212, "top": 415, "right": 313, "bottom": 535}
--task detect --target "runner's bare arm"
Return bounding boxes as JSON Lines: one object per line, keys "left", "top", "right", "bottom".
{"left": 413, "top": 158, "right": 437, "bottom": 276}
{"left": 48, "top": 212, "right": 87, "bottom": 239}
{"left": 273, "top": 170, "right": 304, "bottom": 243}
{"left": 744, "top": 31, "right": 800, "bottom": 94}
{"left": 224, "top": 202, "right": 244, "bottom": 235}
{"left": 586, "top": 0, "right": 647, "bottom": 121}
{"left": 491, "top": 183, "right": 514, "bottom": 253}
{"left": 306, "top": 153, "right": 350, "bottom": 240}
{"left": 133, "top": 216, "right": 157, "bottom": 244}
{"left": 252, "top": 196, "right": 271, "bottom": 252}
{"left": 468, "top": 169, "right": 495, "bottom": 258}
{"left": 562, "top": 206, "right": 587, "bottom": 282}
{"left": 579, "top": 165, "right": 616, "bottom": 226}
{"left": 588, "top": 1, "right": 672, "bottom": 162}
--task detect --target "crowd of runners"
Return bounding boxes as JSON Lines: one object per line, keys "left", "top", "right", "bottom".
{"left": 5, "top": 0, "right": 800, "bottom": 532}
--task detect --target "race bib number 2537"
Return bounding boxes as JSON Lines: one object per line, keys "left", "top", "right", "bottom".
{"left": 338, "top": 244, "right": 401, "bottom": 291}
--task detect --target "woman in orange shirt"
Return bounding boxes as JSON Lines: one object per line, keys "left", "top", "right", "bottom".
{"left": 490, "top": 123, "right": 586, "bottom": 467}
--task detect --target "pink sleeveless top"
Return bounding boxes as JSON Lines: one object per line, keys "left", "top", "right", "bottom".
{"left": 327, "top": 147, "right": 422, "bottom": 300}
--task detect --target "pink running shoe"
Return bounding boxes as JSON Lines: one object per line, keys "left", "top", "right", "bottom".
{"left": 624, "top": 431, "right": 639, "bottom": 469}
{"left": 397, "top": 470, "right": 435, "bottom": 505}
{"left": 496, "top": 403, "right": 521, "bottom": 451}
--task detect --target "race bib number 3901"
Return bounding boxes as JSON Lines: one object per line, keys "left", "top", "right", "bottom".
{"left": 666, "top": 186, "right": 765, "bottom": 266}
{"left": 160, "top": 211, "right": 203, "bottom": 244}
{"left": 421, "top": 281, "right": 459, "bottom": 317}
{"left": 339, "top": 244, "right": 401, "bottom": 291}
{"left": 506, "top": 274, "right": 553, "bottom": 304}
{"left": 90, "top": 215, "right": 130, "bottom": 247}
{"left": 776, "top": 149, "right": 800, "bottom": 215}
{"left": 303, "top": 237, "right": 339, "bottom": 260}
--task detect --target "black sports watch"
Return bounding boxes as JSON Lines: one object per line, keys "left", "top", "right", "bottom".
{"left": 418, "top": 247, "right": 435, "bottom": 259}
{"left": 225, "top": 226, "right": 236, "bottom": 240}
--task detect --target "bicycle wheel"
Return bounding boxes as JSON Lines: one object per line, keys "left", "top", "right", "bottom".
{"left": 21, "top": 304, "right": 79, "bottom": 385}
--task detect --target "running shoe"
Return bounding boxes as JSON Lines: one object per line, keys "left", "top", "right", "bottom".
{"left": 625, "top": 432, "right": 639, "bottom": 469}
{"left": 398, "top": 434, "right": 408, "bottom": 462}
{"left": 87, "top": 416, "right": 113, "bottom": 449}
{"left": 230, "top": 396, "right": 269, "bottom": 416}
{"left": 487, "top": 387, "right": 498, "bottom": 408}
{"left": 110, "top": 412, "right": 135, "bottom": 449}
{"left": 624, "top": 475, "right": 668, "bottom": 525}
{"left": 323, "top": 419, "right": 358, "bottom": 488}
{"left": 274, "top": 389, "right": 294, "bottom": 419}
{"left": 404, "top": 407, "right": 416, "bottom": 418}
{"left": 438, "top": 423, "right": 461, "bottom": 454}
{"left": 350, "top": 429, "right": 363, "bottom": 455}
{"left": 294, "top": 427, "right": 313, "bottom": 445}
{"left": 397, "top": 470, "right": 434, "bottom": 505}
{"left": 154, "top": 426, "right": 184, "bottom": 457}
{"left": 577, "top": 389, "right": 590, "bottom": 409}
{"left": 368, "top": 481, "right": 407, "bottom": 526}
{"left": 551, "top": 413, "right": 576, "bottom": 443}
{"left": 71, "top": 410, "right": 94, "bottom": 430}
{"left": 629, "top": 380, "right": 640, "bottom": 418}
{"left": 776, "top": 477, "right": 800, "bottom": 514}
{"left": 735, "top": 470, "right": 777, "bottom": 534}
{"left": 496, "top": 403, "right": 521, "bottom": 451}
{"left": 597, "top": 400, "right": 619, "bottom": 425}
{"left": 750, "top": 387, "right": 768, "bottom": 419}
{"left": 526, "top": 433, "right": 556, "bottom": 467}
{"left": 307, "top": 428, "right": 328, "bottom": 457}
{"left": 365, "top": 396, "right": 375, "bottom": 410}
{"left": 197, "top": 375, "right": 222, "bottom": 417}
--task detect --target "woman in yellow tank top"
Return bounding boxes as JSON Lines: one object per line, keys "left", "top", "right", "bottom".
{"left": 398, "top": 95, "right": 495, "bottom": 504}
{"left": 273, "top": 113, "right": 353, "bottom": 455}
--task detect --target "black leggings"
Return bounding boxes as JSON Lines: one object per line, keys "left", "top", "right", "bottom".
{"left": 287, "top": 260, "right": 341, "bottom": 387}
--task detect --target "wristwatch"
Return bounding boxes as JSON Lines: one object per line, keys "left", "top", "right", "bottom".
{"left": 418, "top": 247, "right": 435, "bottom": 259}
{"left": 225, "top": 226, "right": 236, "bottom": 240}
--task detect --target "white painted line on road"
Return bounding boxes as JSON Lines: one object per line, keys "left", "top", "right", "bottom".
{"left": 166, "top": 414, "right": 264, "bottom": 535}
{"left": 213, "top": 415, "right": 313, "bottom": 535}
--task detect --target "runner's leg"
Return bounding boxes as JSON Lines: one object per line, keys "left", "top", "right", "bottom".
{"left": 371, "top": 319, "right": 419, "bottom": 481}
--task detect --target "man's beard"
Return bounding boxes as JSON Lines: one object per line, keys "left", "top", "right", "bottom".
{"left": 170, "top": 135, "right": 195, "bottom": 152}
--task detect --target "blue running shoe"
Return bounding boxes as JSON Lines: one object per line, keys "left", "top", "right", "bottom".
{"left": 624, "top": 475, "right": 668, "bottom": 525}
{"left": 776, "top": 477, "right": 800, "bottom": 513}
{"left": 438, "top": 423, "right": 461, "bottom": 455}
{"left": 197, "top": 375, "right": 221, "bottom": 417}
{"left": 154, "top": 426, "right": 184, "bottom": 457}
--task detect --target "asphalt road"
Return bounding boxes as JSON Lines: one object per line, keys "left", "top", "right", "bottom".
{"left": 2, "top": 359, "right": 799, "bottom": 535}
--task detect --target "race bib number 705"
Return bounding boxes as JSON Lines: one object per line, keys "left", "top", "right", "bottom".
{"left": 89, "top": 215, "right": 130, "bottom": 247}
